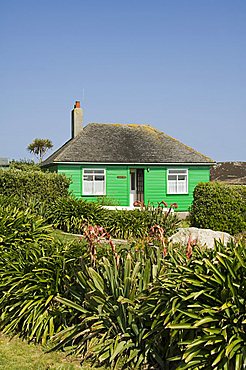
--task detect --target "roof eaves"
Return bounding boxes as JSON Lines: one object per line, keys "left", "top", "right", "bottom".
{"left": 50, "top": 161, "right": 215, "bottom": 166}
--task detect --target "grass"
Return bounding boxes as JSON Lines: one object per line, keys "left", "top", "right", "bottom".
{"left": 51, "top": 229, "right": 81, "bottom": 241}
{"left": 178, "top": 218, "right": 191, "bottom": 228}
{"left": 0, "top": 333, "right": 104, "bottom": 370}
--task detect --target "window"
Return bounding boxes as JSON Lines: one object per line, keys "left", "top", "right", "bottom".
{"left": 130, "top": 170, "right": 136, "bottom": 191}
{"left": 83, "top": 169, "right": 105, "bottom": 195}
{"left": 167, "top": 169, "right": 188, "bottom": 194}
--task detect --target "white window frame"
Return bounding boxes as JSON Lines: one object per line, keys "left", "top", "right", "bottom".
{"left": 167, "top": 169, "right": 188, "bottom": 194}
{"left": 82, "top": 168, "right": 106, "bottom": 196}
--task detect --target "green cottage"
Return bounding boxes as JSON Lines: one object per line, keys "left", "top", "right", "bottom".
{"left": 41, "top": 101, "right": 214, "bottom": 212}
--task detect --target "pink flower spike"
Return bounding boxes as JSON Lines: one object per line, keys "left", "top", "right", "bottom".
{"left": 171, "top": 203, "right": 178, "bottom": 209}
{"left": 161, "top": 200, "right": 168, "bottom": 207}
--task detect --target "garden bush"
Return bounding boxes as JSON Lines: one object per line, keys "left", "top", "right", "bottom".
{"left": 9, "top": 159, "right": 41, "bottom": 172}
{"left": 0, "top": 169, "right": 70, "bottom": 203}
{"left": 190, "top": 182, "right": 246, "bottom": 235}
{"left": 161, "top": 240, "right": 246, "bottom": 369}
{"left": 0, "top": 203, "right": 90, "bottom": 344}
{"left": 0, "top": 198, "right": 245, "bottom": 369}
{"left": 51, "top": 240, "right": 178, "bottom": 369}
{"left": 0, "top": 192, "right": 179, "bottom": 240}
{"left": 105, "top": 206, "right": 180, "bottom": 239}
{"left": 49, "top": 236, "right": 246, "bottom": 369}
{"left": 41, "top": 196, "right": 180, "bottom": 239}
{"left": 0, "top": 236, "right": 91, "bottom": 345}
{"left": 45, "top": 196, "right": 109, "bottom": 233}
{"left": 0, "top": 204, "right": 52, "bottom": 246}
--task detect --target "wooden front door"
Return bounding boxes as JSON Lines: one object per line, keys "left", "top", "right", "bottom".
{"left": 136, "top": 169, "right": 144, "bottom": 203}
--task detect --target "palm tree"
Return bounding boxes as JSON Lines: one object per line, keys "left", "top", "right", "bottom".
{"left": 27, "top": 138, "right": 53, "bottom": 163}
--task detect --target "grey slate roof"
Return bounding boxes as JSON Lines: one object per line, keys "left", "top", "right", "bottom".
{"left": 42, "top": 123, "right": 214, "bottom": 166}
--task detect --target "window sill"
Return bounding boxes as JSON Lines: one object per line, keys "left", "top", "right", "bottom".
{"left": 167, "top": 193, "right": 189, "bottom": 195}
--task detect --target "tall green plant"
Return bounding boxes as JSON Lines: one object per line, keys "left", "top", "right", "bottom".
{"left": 151, "top": 240, "right": 246, "bottom": 369}
{"left": 50, "top": 243, "right": 175, "bottom": 369}
{"left": 105, "top": 206, "right": 180, "bottom": 239}
{"left": 0, "top": 204, "right": 52, "bottom": 246}
{"left": 45, "top": 196, "right": 108, "bottom": 233}
{"left": 27, "top": 138, "right": 53, "bottom": 163}
{"left": 0, "top": 203, "right": 90, "bottom": 344}
{"left": 0, "top": 236, "right": 89, "bottom": 343}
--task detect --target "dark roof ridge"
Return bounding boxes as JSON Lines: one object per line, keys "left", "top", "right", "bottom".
{"left": 83, "top": 122, "right": 153, "bottom": 128}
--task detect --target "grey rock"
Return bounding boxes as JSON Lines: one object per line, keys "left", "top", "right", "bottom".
{"left": 169, "top": 227, "right": 233, "bottom": 249}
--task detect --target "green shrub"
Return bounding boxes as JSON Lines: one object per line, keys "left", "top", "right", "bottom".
{"left": 43, "top": 197, "right": 179, "bottom": 238}
{"left": 0, "top": 192, "right": 179, "bottom": 240}
{"left": 9, "top": 159, "right": 41, "bottom": 172}
{"left": 0, "top": 197, "right": 245, "bottom": 368}
{"left": 0, "top": 169, "right": 70, "bottom": 203}
{"left": 105, "top": 207, "right": 180, "bottom": 239}
{"left": 95, "top": 196, "right": 120, "bottom": 206}
{"left": 0, "top": 203, "right": 90, "bottom": 344}
{"left": 190, "top": 182, "right": 246, "bottom": 235}
{"left": 0, "top": 204, "right": 53, "bottom": 247}
{"left": 162, "top": 240, "right": 246, "bottom": 369}
{"left": 0, "top": 236, "right": 90, "bottom": 345}
{"left": 105, "top": 209, "right": 146, "bottom": 238}
{"left": 51, "top": 237, "right": 246, "bottom": 369}
{"left": 51, "top": 243, "right": 176, "bottom": 369}
{"left": 0, "top": 194, "right": 52, "bottom": 223}
{"left": 45, "top": 196, "right": 109, "bottom": 233}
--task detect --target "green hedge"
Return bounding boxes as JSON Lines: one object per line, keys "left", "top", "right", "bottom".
{"left": 0, "top": 169, "right": 70, "bottom": 202}
{"left": 43, "top": 196, "right": 180, "bottom": 238}
{"left": 0, "top": 203, "right": 88, "bottom": 345}
{"left": 190, "top": 182, "right": 246, "bottom": 235}
{"left": 0, "top": 204, "right": 52, "bottom": 247}
{"left": 45, "top": 196, "right": 108, "bottom": 233}
{"left": 105, "top": 208, "right": 180, "bottom": 239}
{"left": 9, "top": 159, "right": 41, "bottom": 172}
{"left": 0, "top": 200, "right": 245, "bottom": 368}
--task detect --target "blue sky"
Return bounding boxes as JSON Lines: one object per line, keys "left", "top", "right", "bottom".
{"left": 0, "top": 0, "right": 245, "bottom": 162}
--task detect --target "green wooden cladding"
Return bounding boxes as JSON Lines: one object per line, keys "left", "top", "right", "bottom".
{"left": 54, "top": 164, "right": 210, "bottom": 211}
{"left": 106, "top": 166, "right": 129, "bottom": 206}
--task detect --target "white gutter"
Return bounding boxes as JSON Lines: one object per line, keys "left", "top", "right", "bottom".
{"left": 53, "top": 162, "right": 214, "bottom": 166}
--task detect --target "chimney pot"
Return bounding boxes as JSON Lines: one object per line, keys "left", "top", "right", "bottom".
{"left": 71, "top": 101, "right": 83, "bottom": 138}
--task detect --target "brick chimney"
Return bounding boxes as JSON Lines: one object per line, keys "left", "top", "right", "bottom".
{"left": 71, "top": 101, "right": 83, "bottom": 138}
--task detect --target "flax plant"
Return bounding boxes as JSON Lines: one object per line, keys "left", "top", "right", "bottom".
{"left": 0, "top": 204, "right": 89, "bottom": 344}
{"left": 50, "top": 235, "right": 172, "bottom": 369}
{"left": 151, "top": 240, "right": 246, "bottom": 369}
